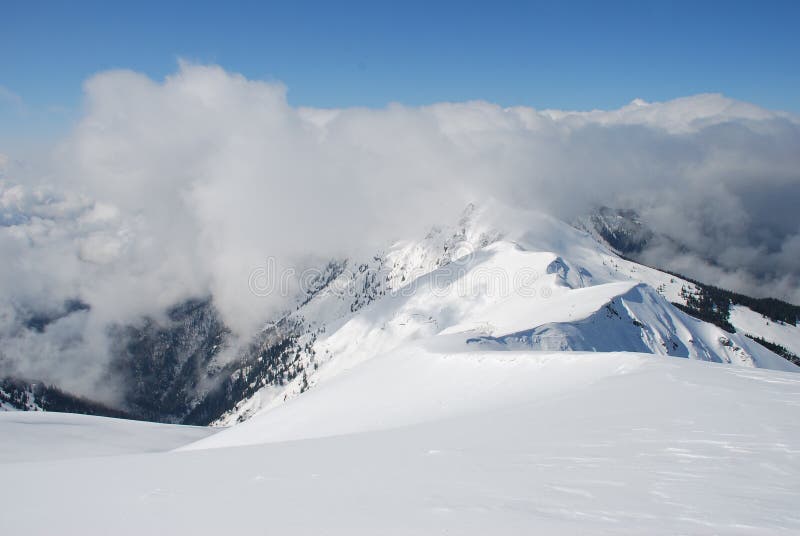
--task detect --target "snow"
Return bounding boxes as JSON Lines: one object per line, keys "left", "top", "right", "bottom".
{"left": 0, "top": 412, "right": 215, "bottom": 463}
{"left": 2, "top": 351, "right": 800, "bottom": 534}
{"left": 730, "top": 305, "right": 800, "bottom": 356}
{"left": 214, "top": 204, "right": 795, "bottom": 424}
{"left": 0, "top": 384, "right": 41, "bottom": 411}
{"left": 473, "top": 283, "right": 797, "bottom": 372}
{"left": 2, "top": 203, "right": 798, "bottom": 533}
{"left": 303, "top": 232, "right": 794, "bottom": 396}
{"left": 184, "top": 346, "right": 640, "bottom": 449}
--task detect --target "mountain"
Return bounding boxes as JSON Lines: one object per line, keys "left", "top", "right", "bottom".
{"left": 3, "top": 203, "right": 800, "bottom": 533}
{"left": 2, "top": 203, "right": 798, "bottom": 425}
{"left": 209, "top": 203, "right": 798, "bottom": 425}
{"left": 577, "top": 206, "right": 800, "bottom": 355}
{"left": 0, "top": 377, "right": 133, "bottom": 418}
{"left": 576, "top": 206, "right": 654, "bottom": 254}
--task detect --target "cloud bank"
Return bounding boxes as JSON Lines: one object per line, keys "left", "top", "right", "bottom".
{"left": 1, "top": 63, "right": 799, "bottom": 396}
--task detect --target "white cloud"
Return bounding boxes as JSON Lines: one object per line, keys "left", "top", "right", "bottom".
{"left": 1, "top": 63, "right": 799, "bottom": 395}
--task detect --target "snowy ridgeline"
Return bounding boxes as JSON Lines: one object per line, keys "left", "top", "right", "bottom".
{"left": 214, "top": 205, "right": 798, "bottom": 424}
{"left": 1, "top": 349, "right": 800, "bottom": 534}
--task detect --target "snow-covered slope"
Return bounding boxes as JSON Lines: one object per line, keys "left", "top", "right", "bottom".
{"left": 730, "top": 305, "right": 800, "bottom": 357}
{"left": 214, "top": 204, "right": 796, "bottom": 424}
{"left": 469, "top": 283, "right": 794, "bottom": 371}
{"left": 2, "top": 351, "right": 799, "bottom": 535}
{"left": 0, "top": 412, "right": 215, "bottom": 463}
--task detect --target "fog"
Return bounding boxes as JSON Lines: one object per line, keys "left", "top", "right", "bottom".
{"left": 1, "top": 63, "right": 798, "bottom": 397}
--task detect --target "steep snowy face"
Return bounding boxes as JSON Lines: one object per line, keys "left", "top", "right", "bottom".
{"left": 468, "top": 283, "right": 794, "bottom": 371}
{"left": 214, "top": 204, "right": 798, "bottom": 425}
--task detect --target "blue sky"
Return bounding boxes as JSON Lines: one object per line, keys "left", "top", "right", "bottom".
{"left": 1, "top": 0, "right": 798, "bottom": 150}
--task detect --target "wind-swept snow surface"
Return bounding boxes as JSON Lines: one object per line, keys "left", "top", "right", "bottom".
{"left": 2, "top": 351, "right": 800, "bottom": 535}
{"left": 0, "top": 412, "right": 215, "bottom": 463}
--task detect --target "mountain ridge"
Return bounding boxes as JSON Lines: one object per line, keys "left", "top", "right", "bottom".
{"left": 2, "top": 203, "right": 798, "bottom": 425}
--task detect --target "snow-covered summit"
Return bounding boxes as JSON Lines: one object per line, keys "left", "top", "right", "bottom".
{"left": 212, "top": 202, "right": 798, "bottom": 425}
